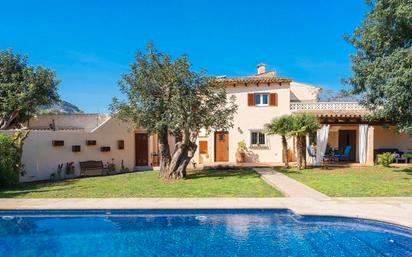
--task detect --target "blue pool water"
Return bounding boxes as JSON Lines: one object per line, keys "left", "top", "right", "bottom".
{"left": 0, "top": 209, "right": 411, "bottom": 257}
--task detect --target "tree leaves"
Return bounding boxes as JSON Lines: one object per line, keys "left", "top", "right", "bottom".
{"left": 265, "top": 115, "right": 294, "bottom": 137}
{"left": 346, "top": 0, "right": 412, "bottom": 133}
{"left": 0, "top": 49, "right": 60, "bottom": 129}
{"left": 111, "top": 43, "right": 238, "bottom": 136}
{"left": 110, "top": 43, "right": 238, "bottom": 178}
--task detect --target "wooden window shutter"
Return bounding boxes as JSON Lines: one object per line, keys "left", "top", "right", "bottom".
{"left": 247, "top": 93, "right": 255, "bottom": 106}
{"left": 269, "top": 93, "right": 278, "bottom": 106}
{"left": 199, "top": 141, "right": 208, "bottom": 154}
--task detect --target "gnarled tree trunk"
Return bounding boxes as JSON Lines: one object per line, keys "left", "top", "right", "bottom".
{"left": 158, "top": 129, "right": 198, "bottom": 179}
{"left": 0, "top": 110, "right": 20, "bottom": 129}
{"left": 166, "top": 141, "right": 197, "bottom": 179}
{"left": 158, "top": 127, "right": 171, "bottom": 175}
{"left": 12, "top": 129, "right": 30, "bottom": 180}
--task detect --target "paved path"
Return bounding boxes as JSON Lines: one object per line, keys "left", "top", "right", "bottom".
{"left": 0, "top": 197, "right": 412, "bottom": 228}
{"left": 254, "top": 167, "right": 330, "bottom": 200}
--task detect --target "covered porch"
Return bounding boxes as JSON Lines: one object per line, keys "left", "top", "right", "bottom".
{"left": 313, "top": 122, "right": 412, "bottom": 166}
{"left": 314, "top": 122, "right": 375, "bottom": 165}
{"left": 291, "top": 102, "right": 412, "bottom": 166}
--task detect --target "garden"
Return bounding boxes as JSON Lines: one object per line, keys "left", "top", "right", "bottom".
{"left": 277, "top": 166, "right": 412, "bottom": 197}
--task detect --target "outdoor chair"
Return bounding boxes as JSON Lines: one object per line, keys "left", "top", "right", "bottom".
{"left": 394, "top": 153, "right": 407, "bottom": 164}
{"left": 335, "top": 146, "right": 352, "bottom": 162}
{"left": 307, "top": 146, "right": 316, "bottom": 164}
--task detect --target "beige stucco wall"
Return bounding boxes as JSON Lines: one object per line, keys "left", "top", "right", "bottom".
{"left": 328, "top": 130, "right": 339, "bottom": 149}
{"left": 374, "top": 126, "right": 412, "bottom": 152}
{"left": 194, "top": 83, "right": 292, "bottom": 164}
{"left": 1, "top": 118, "right": 159, "bottom": 182}
{"left": 21, "top": 130, "right": 134, "bottom": 182}
{"left": 290, "top": 82, "right": 320, "bottom": 103}
{"left": 28, "top": 114, "right": 109, "bottom": 131}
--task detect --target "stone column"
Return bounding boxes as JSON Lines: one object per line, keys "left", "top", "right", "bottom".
{"left": 366, "top": 126, "right": 375, "bottom": 165}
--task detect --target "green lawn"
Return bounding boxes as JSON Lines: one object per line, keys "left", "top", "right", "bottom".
{"left": 277, "top": 166, "right": 412, "bottom": 197}
{"left": 0, "top": 168, "right": 281, "bottom": 198}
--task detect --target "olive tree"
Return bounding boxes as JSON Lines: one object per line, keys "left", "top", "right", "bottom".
{"left": 0, "top": 49, "right": 60, "bottom": 129}
{"left": 111, "top": 44, "right": 237, "bottom": 179}
{"left": 0, "top": 49, "right": 59, "bottom": 182}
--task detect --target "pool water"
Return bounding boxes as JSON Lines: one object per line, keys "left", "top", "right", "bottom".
{"left": 0, "top": 209, "right": 411, "bottom": 257}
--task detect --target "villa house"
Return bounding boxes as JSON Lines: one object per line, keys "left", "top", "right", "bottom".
{"left": 193, "top": 64, "right": 412, "bottom": 166}
{"left": 4, "top": 64, "right": 412, "bottom": 182}
{"left": 194, "top": 64, "right": 320, "bottom": 165}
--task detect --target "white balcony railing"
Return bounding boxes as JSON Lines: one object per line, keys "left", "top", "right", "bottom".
{"left": 290, "top": 102, "right": 365, "bottom": 112}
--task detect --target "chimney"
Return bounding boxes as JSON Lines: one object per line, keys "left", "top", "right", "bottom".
{"left": 256, "top": 63, "right": 266, "bottom": 75}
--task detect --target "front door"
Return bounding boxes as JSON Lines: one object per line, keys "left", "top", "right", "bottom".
{"left": 135, "top": 133, "right": 148, "bottom": 166}
{"left": 338, "top": 130, "right": 356, "bottom": 162}
{"left": 214, "top": 132, "right": 229, "bottom": 162}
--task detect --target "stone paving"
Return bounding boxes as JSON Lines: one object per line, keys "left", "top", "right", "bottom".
{"left": 0, "top": 167, "right": 411, "bottom": 229}
{"left": 254, "top": 167, "right": 330, "bottom": 200}
{"left": 1, "top": 197, "right": 411, "bottom": 228}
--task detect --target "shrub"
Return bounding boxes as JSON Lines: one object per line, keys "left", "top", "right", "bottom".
{"left": 402, "top": 152, "right": 412, "bottom": 159}
{"left": 237, "top": 140, "right": 247, "bottom": 153}
{"left": 377, "top": 152, "right": 395, "bottom": 167}
{"left": 0, "top": 134, "right": 20, "bottom": 187}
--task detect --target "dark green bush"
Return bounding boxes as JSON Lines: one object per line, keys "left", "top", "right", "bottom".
{"left": 402, "top": 152, "right": 412, "bottom": 159}
{"left": 0, "top": 134, "right": 20, "bottom": 187}
{"left": 377, "top": 152, "right": 395, "bottom": 167}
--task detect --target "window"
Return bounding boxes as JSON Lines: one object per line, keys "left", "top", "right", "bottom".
{"left": 254, "top": 93, "right": 269, "bottom": 106}
{"left": 218, "top": 134, "right": 225, "bottom": 141}
{"left": 251, "top": 131, "right": 266, "bottom": 146}
{"left": 248, "top": 93, "right": 277, "bottom": 106}
{"left": 86, "top": 140, "right": 96, "bottom": 146}
{"left": 118, "top": 140, "right": 125, "bottom": 150}
{"left": 72, "top": 145, "right": 81, "bottom": 152}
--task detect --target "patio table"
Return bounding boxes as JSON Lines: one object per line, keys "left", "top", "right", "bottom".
{"left": 321, "top": 152, "right": 336, "bottom": 169}
{"left": 395, "top": 157, "right": 407, "bottom": 164}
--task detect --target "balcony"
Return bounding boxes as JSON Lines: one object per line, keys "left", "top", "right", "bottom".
{"left": 290, "top": 102, "right": 366, "bottom": 112}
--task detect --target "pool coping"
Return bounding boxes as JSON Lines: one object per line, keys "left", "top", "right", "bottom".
{"left": 0, "top": 197, "right": 411, "bottom": 229}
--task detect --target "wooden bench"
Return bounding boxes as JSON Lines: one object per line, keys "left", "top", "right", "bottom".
{"left": 79, "top": 161, "right": 105, "bottom": 176}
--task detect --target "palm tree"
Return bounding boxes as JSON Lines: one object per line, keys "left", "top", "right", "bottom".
{"left": 288, "top": 114, "right": 319, "bottom": 169}
{"left": 265, "top": 115, "right": 293, "bottom": 168}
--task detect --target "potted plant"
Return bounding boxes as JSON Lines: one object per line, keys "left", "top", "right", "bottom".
{"left": 50, "top": 163, "right": 63, "bottom": 181}
{"left": 64, "top": 162, "right": 75, "bottom": 178}
{"left": 105, "top": 158, "right": 116, "bottom": 175}
{"left": 236, "top": 140, "right": 247, "bottom": 163}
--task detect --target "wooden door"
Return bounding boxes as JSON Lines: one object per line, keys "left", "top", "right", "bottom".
{"left": 135, "top": 133, "right": 148, "bottom": 166}
{"left": 214, "top": 132, "right": 229, "bottom": 162}
{"left": 338, "top": 130, "right": 356, "bottom": 162}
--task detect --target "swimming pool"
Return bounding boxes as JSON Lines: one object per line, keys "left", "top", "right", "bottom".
{"left": 0, "top": 209, "right": 411, "bottom": 257}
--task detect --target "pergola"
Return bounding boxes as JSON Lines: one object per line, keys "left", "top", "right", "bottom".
{"left": 298, "top": 109, "right": 393, "bottom": 165}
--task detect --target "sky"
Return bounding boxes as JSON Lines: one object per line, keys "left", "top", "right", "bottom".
{"left": 0, "top": 0, "right": 369, "bottom": 113}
